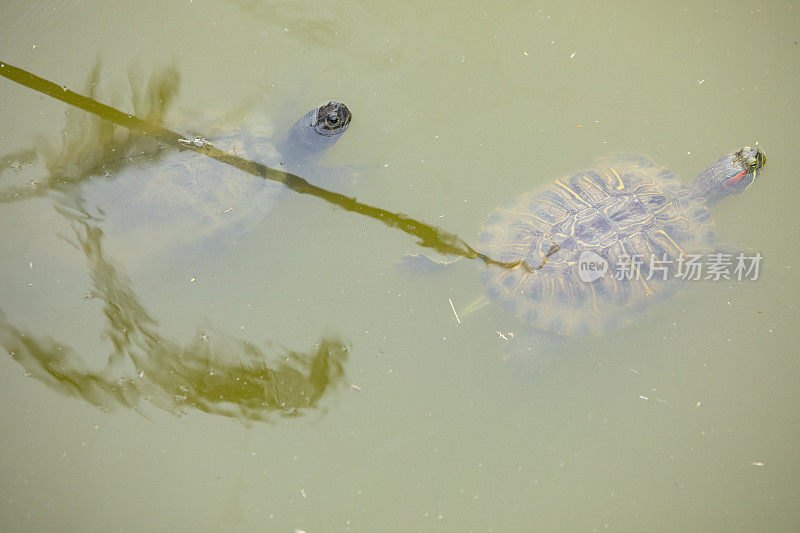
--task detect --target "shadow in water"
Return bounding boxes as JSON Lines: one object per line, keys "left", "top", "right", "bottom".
{"left": 0, "top": 64, "right": 349, "bottom": 422}
{"left": 0, "top": 195, "right": 349, "bottom": 422}
{"left": 229, "top": 0, "right": 342, "bottom": 48}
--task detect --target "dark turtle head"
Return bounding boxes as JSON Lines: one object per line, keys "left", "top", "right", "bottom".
{"left": 283, "top": 101, "right": 351, "bottom": 161}
{"left": 691, "top": 145, "right": 766, "bottom": 206}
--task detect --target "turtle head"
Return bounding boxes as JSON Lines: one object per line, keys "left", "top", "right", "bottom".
{"left": 691, "top": 145, "right": 766, "bottom": 205}
{"left": 283, "top": 101, "right": 351, "bottom": 160}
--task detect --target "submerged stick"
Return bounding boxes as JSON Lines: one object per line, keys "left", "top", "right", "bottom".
{"left": 0, "top": 60, "right": 539, "bottom": 271}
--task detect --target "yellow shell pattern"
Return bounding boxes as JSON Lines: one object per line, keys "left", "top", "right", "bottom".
{"left": 477, "top": 154, "right": 716, "bottom": 336}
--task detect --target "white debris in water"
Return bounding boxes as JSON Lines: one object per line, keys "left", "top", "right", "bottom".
{"left": 448, "top": 298, "right": 461, "bottom": 324}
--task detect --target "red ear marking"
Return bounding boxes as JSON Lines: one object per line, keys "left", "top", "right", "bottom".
{"left": 724, "top": 170, "right": 747, "bottom": 186}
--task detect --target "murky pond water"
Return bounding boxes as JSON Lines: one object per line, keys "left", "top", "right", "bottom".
{"left": 1, "top": 1, "right": 799, "bottom": 531}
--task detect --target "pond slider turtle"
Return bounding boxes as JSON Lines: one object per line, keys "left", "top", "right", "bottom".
{"left": 80, "top": 102, "right": 352, "bottom": 260}
{"left": 404, "top": 146, "right": 766, "bottom": 338}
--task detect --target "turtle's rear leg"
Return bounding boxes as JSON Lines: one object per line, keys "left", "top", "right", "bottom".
{"left": 395, "top": 253, "right": 463, "bottom": 274}
{"left": 461, "top": 295, "right": 490, "bottom": 316}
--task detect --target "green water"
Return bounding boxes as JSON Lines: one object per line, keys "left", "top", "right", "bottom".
{"left": 1, "top": 1, "right": 799, "bottom": 531}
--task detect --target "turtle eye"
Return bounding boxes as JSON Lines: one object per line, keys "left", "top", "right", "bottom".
{"left": 326, "top": 113, "right": 340, "bottom": 127}
{"left": 748, "top": 159, "right": 758, "bottom": 170}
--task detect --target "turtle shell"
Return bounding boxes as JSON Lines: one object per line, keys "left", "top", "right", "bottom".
{"left": 80, "top": 122, "right": 289, "bottom": 261}
{"left": 477, "top": 154, "right": 716, "bottom": 336}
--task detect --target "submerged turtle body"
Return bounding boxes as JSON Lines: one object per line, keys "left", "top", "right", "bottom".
{"left": 475, "top": 147, "right": 766, "bottom": 337}
{"left": 82, "top": 102, "right": 351, "bottom": 259}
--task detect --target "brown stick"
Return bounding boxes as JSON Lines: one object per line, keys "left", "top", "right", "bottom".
{"left": 0, "top": 60, "right": 538, "bottom": 271}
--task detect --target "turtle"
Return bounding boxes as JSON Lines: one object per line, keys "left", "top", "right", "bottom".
{"left": 78, "top": 101, "right": 352, "bottom": 263}
{"left": 402, "top": 145, "right": 766, "bottom": 341}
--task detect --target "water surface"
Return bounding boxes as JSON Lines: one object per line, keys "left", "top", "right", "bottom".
{"left": 1, "top": 1, "right": 799, "bottom": 531}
